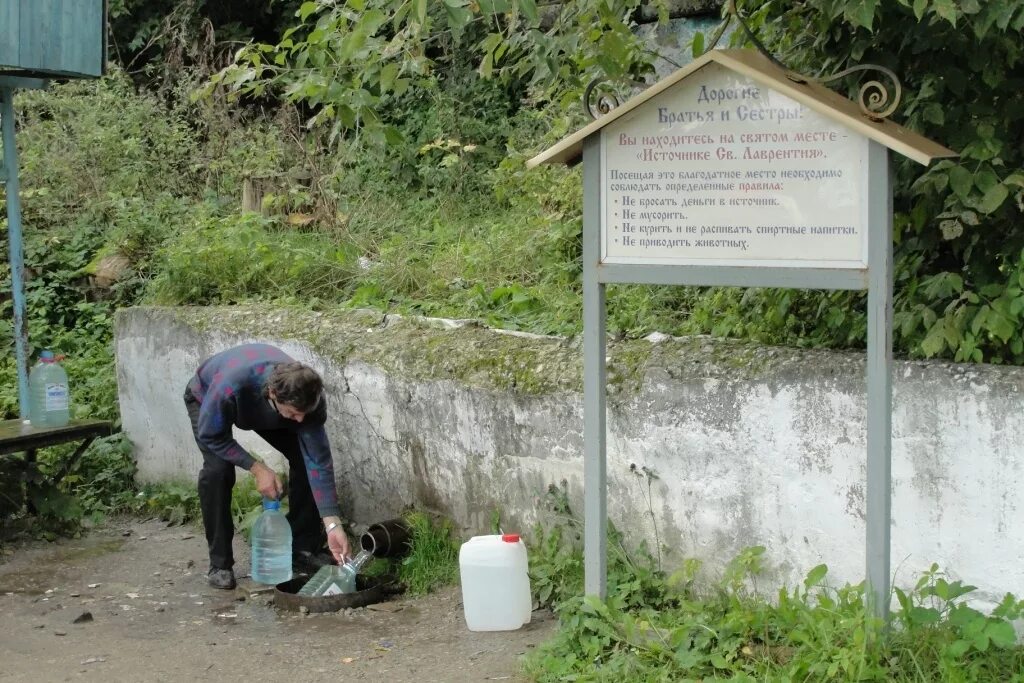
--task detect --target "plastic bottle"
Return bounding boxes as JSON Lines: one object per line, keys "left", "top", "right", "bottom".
{"left": 297, "top": 549, "right": 374, "bottom": 596}
{"left": 459, "top": 533, "right": 532, "bottom": 631}
{"left": 29, "top": 350, "right": 70, "bottom": 428}
{"left": 250, "top": 498, "right": 292, "bottom": 585}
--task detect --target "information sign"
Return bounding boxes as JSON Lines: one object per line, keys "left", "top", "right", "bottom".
{"left": 601, "top": 63, "right": 867, "bottom": 268}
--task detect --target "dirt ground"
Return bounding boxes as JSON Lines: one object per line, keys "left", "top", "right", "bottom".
{"left": 0, "top": 517, "right": 557, "bottom": 682}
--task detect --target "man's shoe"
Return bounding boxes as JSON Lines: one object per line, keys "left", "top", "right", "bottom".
{"left": 207, "top": 568, "right": 237, "bottom": 590}
{"left": 293, "top": 550, "right": 336, "bottom": 575}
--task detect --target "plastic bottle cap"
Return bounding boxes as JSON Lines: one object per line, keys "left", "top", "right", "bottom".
{"left": 263, "top": 499, "right": 281, "bottom": 510}
{"left": 501, "top": 534, "right": 521, "bottom": 543}
{"left": 40, "top": 350, "right": 55, "bottom": 362}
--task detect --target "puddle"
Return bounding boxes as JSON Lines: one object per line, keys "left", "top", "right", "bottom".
{"left": 0, "top": 538, "right": 125, "bottom": 595}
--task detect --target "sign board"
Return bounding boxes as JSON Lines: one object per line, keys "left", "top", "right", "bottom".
{"left": 601, "top": 62, "right": 867, "bottom": 269}
{"left": 529, "top": 49, "right": 957, "bottom": 621}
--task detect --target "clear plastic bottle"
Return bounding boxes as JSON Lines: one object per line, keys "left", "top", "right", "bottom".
{"left": 250, "top": 499, "right": 292, "bottom": 585}
{"left": 29, "top": 350, "right": 70, "bottom": 428}
{"left": 335, "top": 548, "right": 374, "bottom": 594}
{"left": 297, "top": 549, "right": 374, "bottom": 596}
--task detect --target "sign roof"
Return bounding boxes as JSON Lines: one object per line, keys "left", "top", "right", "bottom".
{"left": 528, "top": 49, "right": 957, "bottom": 168}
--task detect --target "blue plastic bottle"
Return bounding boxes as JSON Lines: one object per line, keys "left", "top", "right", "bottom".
{"left": 250, "top": 499, "right": 292, "bottom": 585}
{"left": 29, "top": 350, "right": 70, "bottom": 428}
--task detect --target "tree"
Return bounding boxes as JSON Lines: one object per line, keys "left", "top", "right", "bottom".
{"left": 208, "top": 0, "right": 1024, "bottom": 363}
{"left": 742, "top": 0, "right": 1024, "bottom": 362}
{"left": 205, "top": 0, "right": 666, "bottom": 144}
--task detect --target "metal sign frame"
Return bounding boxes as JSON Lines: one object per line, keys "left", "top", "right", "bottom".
{"left": 530, "top": 49, "right": 954, "bottom": 624}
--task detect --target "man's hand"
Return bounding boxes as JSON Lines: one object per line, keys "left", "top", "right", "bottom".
{"left": 250, "top": 461, "right": 284, "bottom": 500}
{"left": 326, "top": 521, "right": 352, "bottom": 564}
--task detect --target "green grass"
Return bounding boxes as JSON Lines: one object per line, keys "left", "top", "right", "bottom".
{"left": 397, "top": 511, "right": 461, "bottom": 596}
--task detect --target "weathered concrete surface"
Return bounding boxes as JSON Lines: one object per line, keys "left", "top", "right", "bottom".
{"left": 116, "top": 306, "right": 1024, "bottom": 607}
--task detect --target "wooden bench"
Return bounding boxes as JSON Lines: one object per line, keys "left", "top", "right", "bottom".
{"left": 0, "top": 419, "right": 115, "bottom": 509}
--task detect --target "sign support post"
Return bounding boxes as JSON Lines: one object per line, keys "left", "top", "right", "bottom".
{"left": 865, "top": 141, "right": 894, "bottom": 620}
{"left": 582, "top": 135, "right": 608, "bottom": 597}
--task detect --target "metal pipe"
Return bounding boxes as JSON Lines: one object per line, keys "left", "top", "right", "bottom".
{"left": 1, "top": 88, "right": 30, "bottom": 421}
{"left": 360, "top": 518, "right": 412, "bottom": 559}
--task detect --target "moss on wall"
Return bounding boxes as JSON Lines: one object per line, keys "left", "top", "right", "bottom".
{"left": 121, "top": 305, "right": 865, "bottom": 398}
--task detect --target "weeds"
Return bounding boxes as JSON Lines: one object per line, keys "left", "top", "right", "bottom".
{"left": 139, "top": 481, "right": 201, "bottom": 526}
{"left": 139, "top": 472, "right": 283, "bottom": 540}
{"left": 523, "top": 492, "right": 1024, "bottom": 682}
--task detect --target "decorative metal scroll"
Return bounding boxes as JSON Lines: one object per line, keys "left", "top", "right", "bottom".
{"left": 583, "top": 78, "right": 623, "bottom": 120}
{"left": 583, "top": 77, "right": 648, "bottom": 121}
{"left": 583, "top": 0, "right": 903, "bottom": 123}
{"left": 816, "top": 64, "right": 902, "bottom": 121}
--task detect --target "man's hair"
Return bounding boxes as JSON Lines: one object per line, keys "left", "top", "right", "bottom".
{"left": 263, "top": 362, "right": 323, "bottom": 412}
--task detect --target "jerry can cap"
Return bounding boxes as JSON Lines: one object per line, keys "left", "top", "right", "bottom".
{"left": 501, "top": 533, "right": 520, "bottom": 543}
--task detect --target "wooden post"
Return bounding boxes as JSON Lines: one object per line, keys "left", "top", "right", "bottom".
{"left": 242, "top": 177, "right": 264, "bottom": 214}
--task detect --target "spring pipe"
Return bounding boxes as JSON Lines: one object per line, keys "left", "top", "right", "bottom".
{"left": 360, "top": 518, "right": 412, "bottom": 559}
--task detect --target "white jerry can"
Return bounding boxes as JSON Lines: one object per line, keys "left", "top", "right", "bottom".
{"left": 459, "top": 533, "right": 532, "bottom": 631}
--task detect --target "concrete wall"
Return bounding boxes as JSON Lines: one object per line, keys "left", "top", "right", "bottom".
{"left": 115, "top": 306, "right": 1024, "bottom": 607}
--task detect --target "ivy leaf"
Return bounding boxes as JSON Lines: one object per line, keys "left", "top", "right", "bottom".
{"left": 383, "top": 125, "right": 405, "bottom": 146}
{"left": 994, "top": 3, "right": 1019, "bottom": 29}
{"left": 479, "top": 49, "right": 494, "bottom": 77}
{"left": 444, "top": 1, "right": 473, "bottom": 37}
{"left": 975, "top": 166, "right": 1000, "bottom": 193}
{"left": 692, "top": 31, "right": 705, "bottom": 58}
{"left": 959, "top": 210, "right": 979, "bottom": 226}
{"left": 392, "top": 78, "right": 410, "bottom": 96}
{"left": 987, "top": 310, "right": 1015, "bottom": 343}
{"left": 948, "top": 165, "right": 973, "bottom": 199}
{"left": 986, "top": 620, "right": 1018, "bottom": 648}
{"left": 942, "top": 316, "right": 961, "bottom": 349}
{"left": 948, "top": 639, "right": 972, "bottom": 658}
{"left": 517, "top": 0, "right": 539, "bottom": 25}
{"left": 939, "top": 219, "right": 963, "bottom": 240}
{"left": 298, "top": 1, "right": 319, "bottom": 21}
{"left": 977, "top": 183, "right": 1008, "bottom": 214}
{"left": 922, "top": 102, "right": 944, "bottom": 125}
{"left": 803, "top": 564, "right": 828, "bottom": 589}
{"left": 379, "top": 62, "right": 399, "bottom": 92}
{"left": 912, "top": 0, "right": 928, "bottom": 20}
{"left": 933, "top": 0, "right": 958, "bottom": 25}
{"left": 920, "top": 323, "right": 947, "bottom": 356}
{"left": 845, "top": 0, "right": 880, "bottom": 29}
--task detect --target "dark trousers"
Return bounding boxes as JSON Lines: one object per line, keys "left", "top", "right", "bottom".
{"left": 185, "top": 393, "right": 325, "bottom": 570}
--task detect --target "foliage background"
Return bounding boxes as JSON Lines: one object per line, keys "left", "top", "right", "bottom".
{"left": 3, "top": 1, "right": 1024, "bottom": 676}
{"left": 1, "top": 0, "right": 1023, "bottom": 551}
